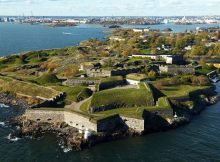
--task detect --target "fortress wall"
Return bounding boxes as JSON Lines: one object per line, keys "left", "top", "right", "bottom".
{"left": 25, "top": 110, "right": 65, "bottom": 123}
{"left": 24, "top": 110, "right": 97, "bottom": 131}
{"left": 64, "top": 112, "right": 97, "bottom": 132}
{"left": 121, "top": 116, "right": 145, "bottom": 132}
{"left": 25, "top": 110, "right": 146, "bottom": 133}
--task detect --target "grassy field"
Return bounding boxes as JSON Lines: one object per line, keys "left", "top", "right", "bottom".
{"left": 35, "top": 73, "right": 61, "bottom": 85}
{"left": 98, "top": 76, "right": 124, "bottom": 91}
{"left": 140, "top": 49, "right": 151, "bottom": 54}
{"left": 51, "top": 85, "right": 93, "bottom": 103}
{"left": 0, "top": 76, "right": 60, "bottom": 99}
{"left": 91, "top": 83, "right": 155, "bottom": 111}
{"left": 80, "top": 98, "right": 92, "bottom": 112}
{"left": 158, "top": 85, "right": 211, "bottom": 98}
{"left": 156, "top": 97, "right": 171, "bottom": 108}
{"left": 126, "top": 73, "right": 148, "bottom": 81}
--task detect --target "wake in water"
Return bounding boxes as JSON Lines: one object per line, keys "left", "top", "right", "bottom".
{"left": 0, "top": 104, "right": 9, "bottom": 108}
{"left": 0, "top": 121, "right": 5, "bottom": 127}
{"left": 6, "top": 133, "right": 21, "bottom": 142}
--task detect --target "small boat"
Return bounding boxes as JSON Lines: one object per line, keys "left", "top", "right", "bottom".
{"left": 62, "top": 32, "right": 73, "bottom": 35}
{"left": 210, "top": 77, "right": 220, "bottom": 83}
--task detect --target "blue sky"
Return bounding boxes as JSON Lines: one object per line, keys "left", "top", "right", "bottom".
{"left": 0, "top": 0, "right": 220, "bottom": 16}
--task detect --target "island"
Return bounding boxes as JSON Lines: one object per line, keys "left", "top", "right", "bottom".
{"left": 0, "top": 27, "right": 219, "bottom": 151}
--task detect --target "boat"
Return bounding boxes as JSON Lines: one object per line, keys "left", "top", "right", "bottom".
{"left": 210, "top": 77, "right": 220, "bottom": 83}
{"left": 103, "top": 25, "right": 121, "bottom": 29}
{"left": 62, "top": 32, "right": 73, "bottom": 35}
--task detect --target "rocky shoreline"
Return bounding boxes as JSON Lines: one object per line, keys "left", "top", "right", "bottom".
{"left": 1, "top": 92, "right": 219, "bottom": 152}
{"left": 0, "top": 92, "right": 29, "bottom": 110}
{"left": 8, "top": 116, "right": 140, "bottom": 151}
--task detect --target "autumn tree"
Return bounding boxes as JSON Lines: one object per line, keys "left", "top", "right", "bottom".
{"left": 190, "top": 45, "right": 207, "bottom": 56}
{"left": 148, "top": 70, "right": 157, "bottom": 78}
{"left": 47, "top": 62, "right": 58, "bottom": 72}
{"left": 199, "top": 57, "right": 206, "bottom": 67}
{"left": 64, "top": 65, "right": 79, "bottom": 78}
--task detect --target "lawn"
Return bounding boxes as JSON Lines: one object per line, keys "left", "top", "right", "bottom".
{"left": 80, "top": 98, "right": 92, "bottom": 112}
{"left": 51, "top": 85, "right": 93, "bottom": 103}
{"left": 90, "top": 83, "right": 155, "bottom": 111}
{"left": 98, "top": 76, "right": 125, "bottom": 91}
{"left": 158, "top": 85, "right": 211, "bottom": 98}
{"left": 0, "top": 76, "right": 60, "bottom": 99}
{"left": 93, "top": 105, "right": 173, "bottom": 119}
{"left": 156, "top": 97, "right": 171, "bottom": 108}
{"left": 140, "top": 49, "right": 151, "bottom": 54}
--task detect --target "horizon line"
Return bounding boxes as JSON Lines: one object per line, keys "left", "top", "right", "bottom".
{"left": 1, "top": 15, "right": 220, "bottom": 17}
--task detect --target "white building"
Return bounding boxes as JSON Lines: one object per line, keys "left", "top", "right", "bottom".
{"left": 109, "top": 36, "right": 125, "bottom": 41}
{"left": 133, "top": 28, "right": 144, "bottom": 33}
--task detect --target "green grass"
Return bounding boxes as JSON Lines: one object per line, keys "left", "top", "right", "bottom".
{"left": 80, "top": 98, "right": 91, "bottom": 112}
{"left": 51, "top": 85, "right": 93, "bottom": 102}
{"left": 140, "top": 48, "right": 151, "bottom": 54}
{"left": 156, "top": 97, "right": 171, "bottom": 108}
{"left": 99, "top": 76, "right": 124, "bottom": 91}
{"left": 158, "top": 85, "right": 211, "bottom": 98}
{"left": 93, "top": 106, "right": 172, "bottom": 119}
{"left": 35, "top": 73, "right": 61, "bottom": 85}
{"left": 195, "top": 66, "right": 216, "bottom": 75}
{"left": 94, "top": 107, "right": 145, "bottom": 119}
{"left": 91, "top": 83, "right": 154, "bottom": 111}
{"left": 126, "top": 73, "right": 148, "bottom": 81}
{"left": 0, "top": 76, "right": 60, "bottom": 99}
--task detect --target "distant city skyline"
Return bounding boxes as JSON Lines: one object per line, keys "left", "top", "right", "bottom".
{"left": 0, "top": 0, "right": 220, "bottom": 16}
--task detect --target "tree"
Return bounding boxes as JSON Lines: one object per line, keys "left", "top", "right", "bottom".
{"left": 47, "top": 62, "right": 57, "bottom": 72}
{"left": 199, "top": 57, "right": 206, "bottom": 67}
{"left": 148, "top": 70, "right": 157, "bottom": 78}
{"left": 190, "top": 45, "right": 206, "bottom": 56}
{"left": 64, "top": 65, "right": 79, "bottom": 78}
{"left": 191, "top": 75, "right": 209, "bottom": 86}
{"left": 19, "top": 54, "right": 27, "bottom": 63}
{"left": 197, "top": 76, "right": 210, "bottom": 86}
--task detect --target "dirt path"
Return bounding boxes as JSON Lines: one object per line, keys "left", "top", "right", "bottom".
{"left": 65, "top": 97, "right": 91, "bottom": 113}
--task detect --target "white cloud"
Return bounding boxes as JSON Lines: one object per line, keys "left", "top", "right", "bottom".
{"left": 1, "top": 0, "right": 220, "bottom": 16}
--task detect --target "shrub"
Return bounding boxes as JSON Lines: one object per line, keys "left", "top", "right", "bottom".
{"left": 64, "top": 65, "right": 79, "bottom": 78}
{"left": 36, "top": 73, "right": 61, "bottom": 85}
{"left": 99, "top": 76, "right": 125, "bottom": 91}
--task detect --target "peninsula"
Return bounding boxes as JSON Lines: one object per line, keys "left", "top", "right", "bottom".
{"left": 0, "top": 27, "right": 219, "bottom": 151}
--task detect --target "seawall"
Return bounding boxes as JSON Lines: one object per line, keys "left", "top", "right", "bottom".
{"left": 24, "top": 110, "right": 146, "bottom": 133}
{"left": 24, "top": 110, "right": 98, "bottom": 131}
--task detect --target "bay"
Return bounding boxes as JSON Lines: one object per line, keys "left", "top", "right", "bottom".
{"left": 1, "top": 23, "right": 220, "bottom": 162}
{"left": 1, "top": 23, "right": 220, "bottom": 56}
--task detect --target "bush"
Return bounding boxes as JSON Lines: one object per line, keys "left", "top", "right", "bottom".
{"left": 99, "top": 76, "right": 125, "bottom": 91}
{"left": 36, "top": 73, "right": 61, "bottom": 85}
{"left": 52, "top": 86, "right": 93, "bottom": 103}
{"left": 64, "top": 65, "right": 79, "bottom": 78}
{"left": 191, "top": 75, "right": 210, "bottom": 86}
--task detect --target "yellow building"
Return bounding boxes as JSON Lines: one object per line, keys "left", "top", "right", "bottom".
{"left": 207, "top": 63, "right": 220, "bottom": 68}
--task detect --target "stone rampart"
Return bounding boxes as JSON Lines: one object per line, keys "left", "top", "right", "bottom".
{"left": 121, "top": 116, "right": 145, "bottom": 132}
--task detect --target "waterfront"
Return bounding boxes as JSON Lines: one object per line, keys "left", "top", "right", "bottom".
{"left": 1, "top": 23, "right": 220, "bottom": 56}
{"left": 1, "top": 22, "right": 220, "bottom": 162}
{"left": 0, "top": 83, "right": 219, "bottom": 162}
{"left": 0, "top": 23, "right": 110, "bottom": 56}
